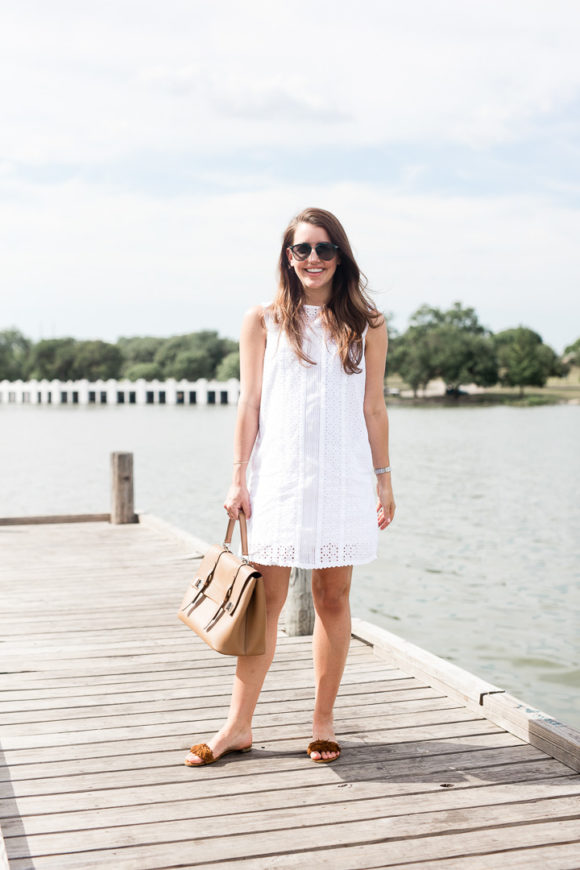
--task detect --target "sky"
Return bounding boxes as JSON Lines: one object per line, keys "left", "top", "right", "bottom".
{"left": 1, "top": 0, "right": 579, "bottom": 352}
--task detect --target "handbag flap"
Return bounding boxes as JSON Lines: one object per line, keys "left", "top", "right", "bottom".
{"left": 192, "top": 547, "right": 260, "bottom": 611}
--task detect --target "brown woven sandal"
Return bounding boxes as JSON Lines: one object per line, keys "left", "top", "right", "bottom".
{"left": 184, "top": 742, "right": 252, "bottom": 767}
{"left": 307, "top": 739, "right": 341, "bottom": 763}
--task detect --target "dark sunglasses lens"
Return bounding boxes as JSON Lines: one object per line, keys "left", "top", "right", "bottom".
{"left": 316, "top": 243, "right": 336, "bottom": 260}
{"left": 292, "top": 244, "right": 311, "bottom": 260}
{"left": 291, "top": 243, "right": 337, "bottom": 260}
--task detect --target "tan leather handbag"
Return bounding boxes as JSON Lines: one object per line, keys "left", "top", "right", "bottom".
{"left": 178, "top": 512, "right": 265, "bottom": 656}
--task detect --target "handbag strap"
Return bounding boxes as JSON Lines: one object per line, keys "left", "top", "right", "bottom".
{"left": 224, "top": 511, "right": 249, "bottom": 559}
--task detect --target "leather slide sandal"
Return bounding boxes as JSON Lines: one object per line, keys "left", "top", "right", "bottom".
{"left": 307, "top": 739, "right": 341, "bottom": 763}
{"left": 184, "top": 742, "right": 252, "bottom": 767}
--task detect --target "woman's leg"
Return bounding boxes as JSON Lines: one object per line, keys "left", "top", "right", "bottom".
{"left": 185, "top": 564, "right": 290, "bottom": 764}
{"left": 310, "top": 565, "right": 353, "bottom": 761}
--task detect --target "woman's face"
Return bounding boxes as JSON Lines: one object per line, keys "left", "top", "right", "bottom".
{"left": 287, "top": 222, "right": 340, "bottom": 300}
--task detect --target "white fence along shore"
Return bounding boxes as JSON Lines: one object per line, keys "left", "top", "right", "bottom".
{"left": 0, "top": 378, "right": 240, "bottom": 406}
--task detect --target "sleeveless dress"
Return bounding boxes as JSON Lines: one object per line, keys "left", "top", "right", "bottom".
{"left": 246, "top": 304, "right": 378, "bottom": 569}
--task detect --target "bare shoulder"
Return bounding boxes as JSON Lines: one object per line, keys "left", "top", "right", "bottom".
{"left": 241, "top": 305, "right": 268, "bottom": 336}
{"left": 365, "top": 311, "right": 388, "bottom": 349}
{"left": 368, "top": 309, "right": 386, "bottom": 330}
{"left": 244, "top": 304, "right": 267, "bottom": 325}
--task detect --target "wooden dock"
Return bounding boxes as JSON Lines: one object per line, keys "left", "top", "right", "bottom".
{"left": 1, "top": 515, "right": 579, "bottom": 869}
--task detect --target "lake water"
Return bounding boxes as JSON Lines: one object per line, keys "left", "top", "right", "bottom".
{"left": 1, "top": 403, "right": 579, "bottom": 728}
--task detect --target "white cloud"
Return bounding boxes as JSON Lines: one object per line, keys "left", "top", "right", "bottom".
{"left": 1, "top": 174, "right": 577, "bottom": 350}
{"left": 1, "top": 1, "right": 579, "bottom": 160}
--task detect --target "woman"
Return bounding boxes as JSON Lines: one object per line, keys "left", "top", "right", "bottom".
{"left": 186, "top": 207, "right": 395, "bottom": 766}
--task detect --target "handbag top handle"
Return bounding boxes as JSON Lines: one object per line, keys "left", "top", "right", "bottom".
{"left": 224, "top": 511, "right": 250, "bottom": 559}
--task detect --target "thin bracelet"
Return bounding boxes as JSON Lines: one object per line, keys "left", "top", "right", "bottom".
{"left": 233, "top": 460, "right": 250, "bottom": 465}
{"left": 374, "top": 466, "right": 391, "bottom": 474}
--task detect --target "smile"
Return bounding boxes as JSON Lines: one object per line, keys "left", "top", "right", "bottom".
{"left": 306, "top": 269, "right": 323, "bottom": 273}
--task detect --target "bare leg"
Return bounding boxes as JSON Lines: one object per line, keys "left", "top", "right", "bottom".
{"left": 310, "top": 565, "right": 353, "bottom": 761}
{"left": 185, "top": 564, "right": 290, "bottom": 764}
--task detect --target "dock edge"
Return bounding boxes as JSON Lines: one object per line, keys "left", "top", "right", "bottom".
{"left": 352, "top": 617, "right": 580, "bottom": 773}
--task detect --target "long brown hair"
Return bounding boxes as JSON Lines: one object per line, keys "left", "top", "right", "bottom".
{"left": 272, "top": 207, "right": 380, "bottom": 374}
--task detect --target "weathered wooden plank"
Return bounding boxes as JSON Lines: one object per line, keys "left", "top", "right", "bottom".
{"left": 0, "top": 630, "right": 176, "bottom": 653}
{"left": 373, "top": 843, "right": 580, "bottom": 870}
{"left": 0, "top": 697, "right": 457, "bottom": 735}
{"left": 0, "top": 651, "right": 391, "bottom": 679}
{"left": 0, "top": 672, "right": 418, "bottom": 702}
{"left": 0, "top": 636, "right": 371, "bottom": 667}
{"left": 8, "top": 820, "right": 580, "bottom": 870}
{"left": 0, "top": 748, "right": 557, "bottom": 813}
{"left": 482, "top": 692, "right": 580, "bottom": 773}
{"left": 0, "top": 642, "right": 372, "bottom": 670}
{"left": 4, "top": 773, "right": 580, "bottom": 843}
{"left": 0, "top": 686, "right": 442, "bottom": 724}
{"left": 5, "top": 795, "right": 580, "bottom": 861}
{"left": 0, "top": 637, "right": 372, "bottom": 662}
{"left": 0, "top": 666, "right": 400, "bottom": 694}
{"left": 0, "top": 514, "right": 111, "bottom": 525}
{"left": 0, "top": 681, "right": 454, "bottom": 733}
{"left": 138, "top": 511, "right": 210, "bottom": 556}
{"left": 201, "top": 824, "right": 580, "bottom": 870}
{"left": 0, "top": 679, "right": 422, "bottom": 726}
{"left": 0, "top": 727, "right": 517, "bottom": 793}
{"left": 0, "top": 705, "right": 488, "bottom": 751}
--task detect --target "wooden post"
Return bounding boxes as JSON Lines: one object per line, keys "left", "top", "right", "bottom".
{"left": 283, "top": 568, "right": 315, "bottom": 636}
{"left": 110, "top": 452, "right": 137, "bottom": 524}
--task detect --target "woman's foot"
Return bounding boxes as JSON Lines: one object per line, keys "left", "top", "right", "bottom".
{"left": 185, "top": 723, "right": 252, "bottom": 766}
{"left": 309, "top": 718, "right": 340, "bottom": 762}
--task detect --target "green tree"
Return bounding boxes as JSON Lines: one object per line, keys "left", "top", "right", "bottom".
{"left": 0, "top": 329, "right": 31, "bottom": 380}
{"left": 494, "top": 327, "right": 562, "bottom": 396}
{"left": 169, "top": 350, "right": 214, "bottom": 380}
{"left": 123, "top": 362, "right": 164, "bottom": 381}
{"left": 564, "top": 337, "right": 580, "bottom": 367}
{"left": 432, "top": 326, "right": 498, "bottom": 393}
{"left": 154, "top": 336, "right": 195, "bottom": 373}
{"left": 117, "top": 336, "right": 165, "bottom": 375}
{"left": 70, "top": 340, "right": 123, "bottom": 380}
{"left": 153, "top": 331, "right": 238, "bottom": 379}
{"left": 216, "top": 351, "right": 240, "bottom": 381}
{"left": 387, "top": 330, "right": 437, "bottom": 396}
{"left": 389, "top": 303, "right": 497, "bottom": 395}
{"left": 27, "top": 338, "right": 78, "bottom": 380}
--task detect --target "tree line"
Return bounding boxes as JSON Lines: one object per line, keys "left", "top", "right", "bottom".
{"left": 0, "top": 330, "right": 241, "bottom": 382}
{"left": 1, "top": 304, "right": 578, "bottom": 393}
{"left": 388, "top": 303, "right": 576, "bottom": 396}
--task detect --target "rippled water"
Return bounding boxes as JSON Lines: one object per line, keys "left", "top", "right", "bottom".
{"left": 2, "top": 403, "right": 579, "bottom": 727}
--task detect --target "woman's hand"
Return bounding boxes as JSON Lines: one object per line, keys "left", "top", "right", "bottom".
{"left": 376, "top": 477, "right": 395, "bottom": 530}
{"left": 224, "top": 483, "right": 252, "bottom": 520}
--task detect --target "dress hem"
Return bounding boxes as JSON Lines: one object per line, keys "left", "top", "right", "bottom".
{"left": 248, "top": 555, "right": 377, "bottom": 570}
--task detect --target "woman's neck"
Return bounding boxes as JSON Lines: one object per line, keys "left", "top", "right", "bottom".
{"left": 302, "top": 290, "right": 330, "bottom": 306}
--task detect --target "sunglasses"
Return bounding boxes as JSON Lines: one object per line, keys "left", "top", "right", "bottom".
{"left": 288, "top": 242, "right": 339, "bottom": 261}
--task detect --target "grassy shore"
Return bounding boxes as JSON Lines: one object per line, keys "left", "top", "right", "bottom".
{"left": 384, "top": 371, "right": 580, "bottom": 407}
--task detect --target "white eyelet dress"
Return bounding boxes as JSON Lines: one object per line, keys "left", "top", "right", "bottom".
{"left": 246, "top": 305, "right": 378, "bottom": 569}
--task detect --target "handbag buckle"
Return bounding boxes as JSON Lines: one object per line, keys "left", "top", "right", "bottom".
{"left": 220, "top": 584, "right": 235, "bottom": 614}
{"left": 194, "top": 566, "right": 216, "bottom": 591}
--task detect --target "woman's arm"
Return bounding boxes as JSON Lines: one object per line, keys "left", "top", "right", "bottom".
{"left": 224, "top": 306, "right": 266, "bottom": 519}
{"left": 363, "top": 316, "right": 396, "bottom": 530}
